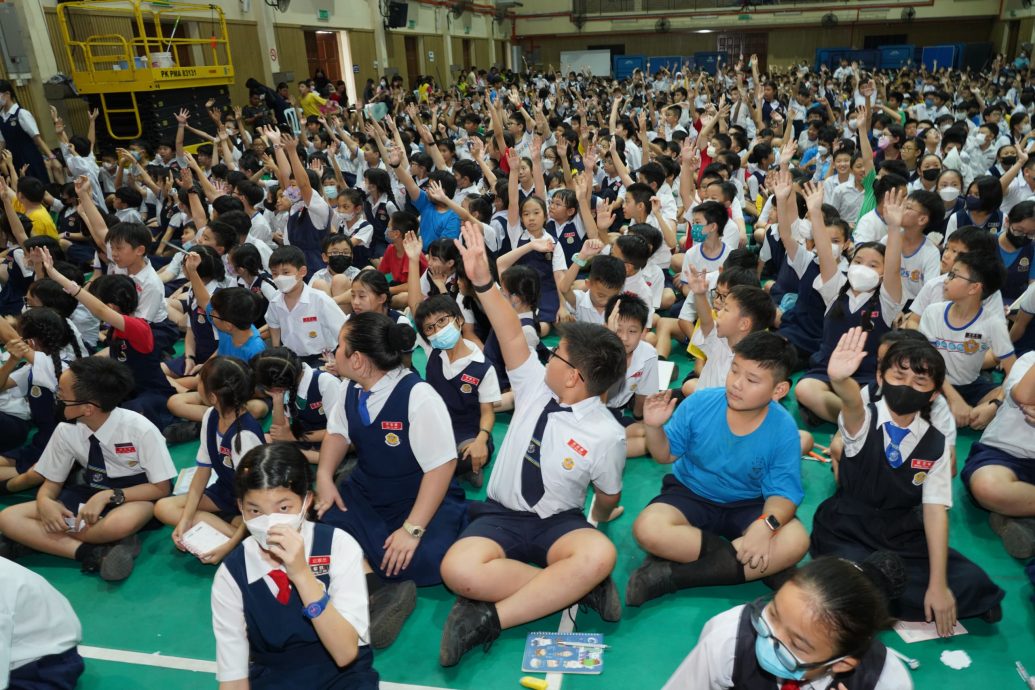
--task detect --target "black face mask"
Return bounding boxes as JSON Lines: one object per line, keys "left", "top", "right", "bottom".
{"left": 921, "top": 168, "right": 940, "bottom": 182}
{"left": 53, "top": 400, "right": 86, "bottom": 424}
{"left": 1008, "top": 230, "right": 1033, "bottom": 248}
{"left": 1001, "top": 156, "right": 1019, "bottom": 168}
{"left": 881, "top": 383, "right": 931, "bottom": 416}
{"left": 328, "top": 255, "right": 353, "bottom": 274}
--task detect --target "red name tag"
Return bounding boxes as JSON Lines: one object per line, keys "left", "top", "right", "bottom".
{"left": 219, "top": 446, "right": 231, "bottom": 456}
{"left": 460, "top": 373, "right": 481, "bottom": 386}
{"left": 302, "top": 316, "right": 318, "bottom": 323}
{"left": 382, "top": 421, "right": 403, "bottom": 430}
{"left": 911, "top": 459, "right": 935, "bottom": 470}
{"left": 114, "top": 444, "right": 136, "bottom": 454}
{"left": 567, "top": 439, "right": 588, "bottom": 457}
{"left": 309, "top": 401, "right": 323, "bottom": 409}
{"left": 632, "top": 371, "right": 643, "bottom": 378}
{"left": 309, "top": 556, "right": 330, "bottom": 566}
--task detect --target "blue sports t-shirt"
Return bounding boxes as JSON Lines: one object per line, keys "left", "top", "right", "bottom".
{"left": 664, "top": 387, "right": 804, "bottom": 505}
{"left": 207, "top": 303, "right": 267, "bottom": 362}
{"left": 413, "top": 190, "right": 461, "bottom": 249}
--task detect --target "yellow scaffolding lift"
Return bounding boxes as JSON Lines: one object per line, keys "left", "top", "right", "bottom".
{"left": 56, "top": 0, "right": 235, "bottom": 141}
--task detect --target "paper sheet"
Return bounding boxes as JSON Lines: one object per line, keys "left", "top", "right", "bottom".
{"left": 181, "top": 522, "right": 230, "bottom": 557}
{"left": 894, "top": 620, "right": 968, "bottom": 643}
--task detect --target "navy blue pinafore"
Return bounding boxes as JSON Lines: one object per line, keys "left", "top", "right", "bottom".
{"left": 203, "top": 408, "right": 265, "bottom": 514}
{"left": 7, "top": 367, "right": 60, "bottom": 472}
{"left": 287, "top": 205, "right": 331, "bottom": 277}
{"left": 515, "top": 235, "right": 560, "bottom": 322}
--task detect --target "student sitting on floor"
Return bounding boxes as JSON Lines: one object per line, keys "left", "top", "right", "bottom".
{"left": 0, "top": 357, "right": 176, "bottom": 581}
{"left": 438, "top": 221, "right": 627, "bottom": 667}
{"left": 315, "top": 312, "right": 467, "bottom": 649}
{"left": 211, "top": 443, "right": 379, "bottom": 690}
{"left": 963, "top": 350, "right": 1035, "bottom": 560}
{"left": 310, "top": 233, "right": 360, "bottom": 309}
{"left": 415, "top": 294, "right": 500, "bottom": 488}
{"left": 1, "top": 557, "right": 85, "bottom": 690}
{"left": 661, "top": 557, "right": 913, "bottom": 690}
{"left": 156, "top": 357, "right": 263, "bottom": 566}
{"left": 812, "top": 328, "right": 1005, "bottom": 633}
{"left": 558, "top": 239, "right": 625, "bottom": 326}
{"left": 628, "top": 331, "right": 810, "bottom": 607}
{"left": 603, "top": 294, "right": 659, "bottom": 459}
{"left": 482, "top": 264, "right": 543, "bottom": 410}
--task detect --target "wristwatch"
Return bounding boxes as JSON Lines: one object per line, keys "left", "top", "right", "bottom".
{"left": 403, "top": 521, "right": 426, "bottom": 539}
{"left": 758, "top": 514, "right": 780, "bottom": 531}
{"left": 108, "top": 488, "right": 126, "bottom": 508}
{"left": 302, "top": 590, "right": 331, "bottom": 620}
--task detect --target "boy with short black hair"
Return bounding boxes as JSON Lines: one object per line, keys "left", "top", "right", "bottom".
{"left": 310, "top": 233, "right": 360, "bottom": 308}
{"left": 612, "top": 233, "right": 654, "bottom": 312}
{"left": 106, "top": 222, "right": 168, "bottom": 323}
{"left": 627, "top": 331, "right": 809, "bottom": 606}
{"left": 0, "top": 357, "right": 177, "bottom": 582}
{"left": 559, "top": 239, "right": 625, "bottom": 325}
{"left": 604, "top": 294, "right": 659, "bottom": 458}
{"left": 886, "top": 189, "right": 944, "bottom": 303}
{"left": 13, "top": 177, "right": 57, "bottom": 239}
{"left": 112, "top": 187, "right": 144, "bottom": 224}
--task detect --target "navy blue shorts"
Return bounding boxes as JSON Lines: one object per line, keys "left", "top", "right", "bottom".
{"left": 609, "top": 406, "right": 637, "bottom": 428}
{"left": 955, "top": 377, "right": 998, "bottom": 407}
{"left": 962, "top": 441, "right": 1035, "bottom": 490}
{"left": 204, "top": 479, "right": 240, "bottom": 516}
{"left": 58, "top": 485, "right": 110, "bottom": 516}
{"left": 649, "top": 474, "right": 765, "bottom": 541}
{"left": 460, "top": 499, "right": 593, "bottom": 568}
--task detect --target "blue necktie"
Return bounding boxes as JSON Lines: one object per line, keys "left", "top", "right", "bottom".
{"left": 87, "top": 434, "right": 108, "bottom": 489}
{"left": 521, "top": 399, "right": 570, "bottom": 507}
{"left": 884, "top": 422, "right": 910, "bottom": 468}
{"left": 357, "top": 389, "right": 372, "bottom": 426}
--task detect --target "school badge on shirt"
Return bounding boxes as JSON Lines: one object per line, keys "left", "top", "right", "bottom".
{"left": 309, "top": 555, "right": 330, "bottom": 577}
{"left": 29, "top": 385, "right": 41, "bottom": 398}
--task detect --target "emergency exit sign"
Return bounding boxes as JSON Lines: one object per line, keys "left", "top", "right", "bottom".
{"left": 317, "top": 8, "right": 330, "bottom": 21}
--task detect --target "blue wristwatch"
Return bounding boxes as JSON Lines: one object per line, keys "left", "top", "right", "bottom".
{"left": 302, "top": 590, "right": 331, "bottom": 620}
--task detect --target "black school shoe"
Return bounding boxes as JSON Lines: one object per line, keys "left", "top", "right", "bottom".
{"left": 625, "top": 555, "right": 676, "bottom": 607}
{"left": 989, "top": 513, "right": 1035, "bottom": 560}
{"left": 163, "top": 421, "right": 202, "bottom": 445}
{"left": 0, "top": 534, "right": 31, "bottom": 560}
{"left": 439, "top": 597, "right": 501, "bottom": 667}
{"left": 368, "top": 579, "right": 416, "bottom": 649}
{"left": 81, "top": 543, "right": 136, "bottom": 582}
{"left": 579, "top": 575, "right": 622, "bottom": 622}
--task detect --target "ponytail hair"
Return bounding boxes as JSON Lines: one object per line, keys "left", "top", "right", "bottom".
{"left": 199, "top": 356, "right": 254, "bottom": 453}
{"left": 500, "top": 264, "right": 541, "bottom": 329}
{"left": 252, "top": 347, "right": 306, "bottom": 440}
{"left": 19, "top": 306, "right": 82, "bottom": 381}
{"left": 343, "top": 311, "right": 416, "bottom": 372}
{"left": 235, "top": 442, "right": 312, "bottom": 502}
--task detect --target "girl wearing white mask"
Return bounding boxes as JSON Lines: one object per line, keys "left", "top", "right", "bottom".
{"left": 211, "top": 443, "right": 380, "bottom": 689}
{"left": 794, "top": 185, "right": 905, "bottom": 425}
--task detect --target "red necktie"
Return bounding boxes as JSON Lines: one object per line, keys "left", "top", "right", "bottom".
{"left": 780, "top": 681, "right": 802, "bottom": 690}
{"left": 268, "top": 569, "right": 292, "bottom": 605}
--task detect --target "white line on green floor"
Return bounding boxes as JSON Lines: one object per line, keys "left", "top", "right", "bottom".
{"left": 77, "top": 645, "right": 457, "bottom": 690}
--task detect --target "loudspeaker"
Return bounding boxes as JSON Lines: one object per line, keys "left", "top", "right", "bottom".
{"left": 387, "top": 2, "right": 408, "bottom": 28}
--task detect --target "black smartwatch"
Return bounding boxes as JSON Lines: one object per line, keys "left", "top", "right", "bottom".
{"left": 109, "top": 488, "right": 126, "bottom": 508}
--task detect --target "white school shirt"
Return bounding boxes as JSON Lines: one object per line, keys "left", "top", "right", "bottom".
{"left": 285, "top": 362, "right": 342, "bottom": 426}
{"left": 569, "top": 290, "right": 604, "bottom": 325}
{"left": 681, "top": 242, "right": 731, "bottom": 283}
{"left": 623, "top": 271, "right": 654, "bottom": 311}
{"left": 285, "top": 194, "right": 331, "bottom": 247}
{"left": 325, "top": 368, "right": 456, "bottom": 472}
{"left": 1000, "top": 173, "right": 1035, "bottom": 215}
{"left": 265, "top": 283, "right": 347, "bottom": 357}
{"left": 211, "top": 521, "right": 370, "bottom": 682}
{"left": 641, "top": 262, "right": 664, "bottom": 309}
{"left": 692, "top": 326, "right": 735, "bottom": 391}
{"left": 196, "top": 408, "right": 264, "bottom": 471}
{"left": 246, "top": 235, "right": 274, "bottom": 272}
{"left": 249, "top": 212, "right": 274, "bottom": 245}
{"left": 309, "top": 265, "right": 360, "bottom": 288}
{"left": 35, "top": 408, "right": 177, "bottom": 486}
{"left": 607, "top": 340, "right": 659, "bottom": 409}
{"left": 660, "top": 605, "right": 913, "bottom": 690}
{"left": 433, "top": 341, "right": 502, "bottom": 405}
{"left": 853, "top": 209, "right": 888, "bottom": 243}
{"left": 860, "top": 383, "right": 956, "bottom": 456}
{"left": 506, "top": 224, "right": 569, "bottom": 274}
{"left": 920, "top": 301, "right": 1014, "bottom": 386}
{"left": 840, "top": 396, "right": 953, "bottom": 507}
{"left": 334, "top": 215, "right": 373, "bottom": 248}
{"left": 883, "top": 236, "right": 941, "bottom": 302}
{"left": 69, "top": 304, "right": 99, "bottom": 349}
{"left": 0, "top": 559, "right": 82, "bottom": 687}
{"left": 109, "top": 259, "right": 168, "bottom": 322}
{"left": 908, "top": 274, "right": 1004, "bottom": 318}
{"left": 7, "top": 352, "right": 65, "bottom": 421}
{"left": 486, "top": 354, "right": 626, "bottom": 518}
{"left": 980, "top": 352, "right": 1035, "bottom": 458}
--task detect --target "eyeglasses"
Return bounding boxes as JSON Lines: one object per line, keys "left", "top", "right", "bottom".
{"left": 749, "top": 600, "right": 845, "bottom": 674}
{"left": 548, "top": 346, "right": 583, "bottom": 381}
{"left": 709, "top": 289, "right": 729, "bottom": 305}
{"left": 421, "top": 314, "right": 454, "bottom": 337}
{"left": 326, "top": 251, "right": 352, "bottom": 257}
{"left": 946, "top": 269, "right": 978, "bottom": 283}
{"left": 55, "top": 397, "right": 94, "bottom": 408}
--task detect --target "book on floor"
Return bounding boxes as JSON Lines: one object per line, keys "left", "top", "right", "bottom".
{"left": 521, "top": 632, "right": 606, "bottom": 674}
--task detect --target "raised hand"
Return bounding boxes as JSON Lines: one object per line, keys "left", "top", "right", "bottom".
{"left": 688, "top": 268, "right": 709, "bottom": 296}
{"left": 883, "top": 186, "right": 906, "bottom": 229}
{"left": 827, "top": 326, "right": 868, "bottom": 383}
{"left": 402, "top": 230, "right": 423, "bottom": 261}
{"left": 454, "top": 220, "right": 492, "bottom": 287}
{"left": 175, "top": 108, "right": 190, "bottom": 125}
{"left": 642, "top": 389, "right": 677, "bottom": 428}
{"left": 426, "top": 179, "right": 446, "bottom": 203}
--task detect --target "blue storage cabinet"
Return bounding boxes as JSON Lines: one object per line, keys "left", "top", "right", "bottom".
{"left": 613, "top": 55, "right": 646, "bottom": 80}
{"left": 650, "top": 55, "right": 690, "bottom": 74}
{"left": 693, "top": 51, "right": 725, "bottom": 75}
{"left": 878, "top": 45, "right": 915, "bottom": 70}
{"left": 922, "top": 45, "right": 957, "bottom": 72}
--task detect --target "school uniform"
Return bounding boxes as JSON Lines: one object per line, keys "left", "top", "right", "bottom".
{"left": 336, "top": 217, "right": 374, "bottom": 267}
{"left": 606, "top": 340, "right": 658, "bottom": 424}
{"left": 569, "top": 290, "right": 604, "bottom": 325}
{"left": 283, "top": 364, "right": 340, "bottom": 451}
{"left": 363, "top": 194, "right": 398, "bottom": 258}
{"left": 998, "top": 236, "right": 1035, "bottom": 303}
{"left": 622, "top": 271, "right": 654, "bottom": 311}
{"left": 679, "top": 242, "right": 730, "bottom": 285}
{"left": 165, "top": 280, "right": 220, "bottom": 377}
{"left": 322, "top": 369, "right": 467, "bottom": 585}
{"left": 0, "top": 247, "right": 33, "bottom": 318}
{"left": 908, "top": 274, "right": 1004, "bottom": 322}
{"left": 35, "top": 407, "right": 176, "bottom": 513}
{"left": 920, "top": 301, "right": 1014, "bottom": 405}
{"left": 212, "top": 521, "right": 379, "bottom": 689}
{"left": 0, "top": 365, "right": 31, "bottom": 455}
{"left": 777, "top": 247, "right": 826, "bottom": 368}
{"left": 424, "top": 342, "right": 501, "bottom": 455}
{"left": 652, "top": 388, "right": 803, "bottom": 540}
{"left": 197, "top": 408, "right": 264, "bottom": 514}
{"left": 545, "top": 216, "right": 586, "bottom": 268}
{"left": 811, "top": 397, "right": 1004, "bottom": 621}
{"left": 886, "top": 237, "right": 941, "bottom": 304}
{"left": 265, "top": 283, "right": 347, "bottom": 367}
{"left": 285, "top": 195, "right": 332, "bottom": 275}
{"left": 661, "top": 603, "right": 912, "bottom": 690}
{"left": 0, "top": 559, "right": 85, "bottom": 690}
{"left": 109, "top": 315, "right": 177, "bottom": 427}
{"left": 3, "top": 354, "right": 67, "bottom": 472}
{"left": 691, "top": 327, "right": 735, "bottom": 391}
{"left": 509, "top": 225, "right": 567, "bottom": 322}
{"left": 109, "top": 259, "right": 169, "bottom": 323}
{"left": 853, "top": 209, "right": 888, "bottom": 244}
{"left": 943, "top": 207, "right": 1003, "bottom": 245}
{"left": 461, "top": 354, "right": 625, "bottom": 565}
{"left": 962, "top": 352, "right": 1035, "bottom": 490}
{"left": 310, "top": 265, "right": 361, "bottom": 288}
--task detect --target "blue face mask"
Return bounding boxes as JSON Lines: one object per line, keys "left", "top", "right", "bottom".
{"left": 428, "top": 320, "right": 462, "bottom": 350}
{"left": 754, "top": 630, "right": 807, "bottom": 681}
{"left": 691, "top": 223, "right": 707, "bottom": 244}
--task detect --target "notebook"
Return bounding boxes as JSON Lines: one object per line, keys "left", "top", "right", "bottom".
{"left": 181, "top": 522, "right": 231, "bottom": 557}
{"left": 521, "top": 632, "right": 606, "bottom": 674}
{"left": 173, "top": 466, "right": 218, "bottom": 495}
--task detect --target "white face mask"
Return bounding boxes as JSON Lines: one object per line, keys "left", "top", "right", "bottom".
{"left": 244, "top": 496, "right": 310, "bottom": 550}
{"left": 831, "top": 243, "right": 843, "bottom": 261}
{"left": 847, "top": 263, "right": 881, "bottom": 293}
{"left": 706, "top": 145, "right": 718, "bottom": 158}
{"left": 938, "top": 186, "right": 961, "bottom": 203}
{"left": 848, "top": 120, "right": 859, "bottom": 131}
{"left": 817, "top": 145, "right": 829, "bottom": 157}
{"left": 974, "top": 132, "right": 987, "bottom": 146}
{"left": 273, "top": 275, "right": 298, "bottom": 293}
{"left": 1023, "top": 124, "right": 1032, "bottom": 135}
{"left": 542, "top": 159, "right": 555, "bottom": 172}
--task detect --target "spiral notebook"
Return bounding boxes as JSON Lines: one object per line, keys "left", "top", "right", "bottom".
{"left": 521, "top": 632, "right": 606, "bottom": 674}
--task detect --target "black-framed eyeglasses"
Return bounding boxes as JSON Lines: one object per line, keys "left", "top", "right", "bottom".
{"left": 548, "top": 346, "right": 584, "bottom": 381}
{"left": 747, "top": 599, "right": 846, "bottom": 674}
{"left": 946, "top": 269, "right": 978, "bottom": 283}
{"left": 55, "top": 397, "right": 94, "bottom": 408}
{"left": 421, "top": 314, "right": 454, "bottom": 337}
{"left": 709, "top": 289, "right": 729, "bottom": 305}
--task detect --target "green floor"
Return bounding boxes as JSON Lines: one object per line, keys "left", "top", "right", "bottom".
{"left": 2, "top": 345, "right": 1033, "bottom": 690}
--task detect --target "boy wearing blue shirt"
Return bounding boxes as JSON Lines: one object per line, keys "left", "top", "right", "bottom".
{"left": 627, "top": 331, "right": 810, "bottom": 606}
{"left": 386, "top": 139, "right": 461, "bottom": 249}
